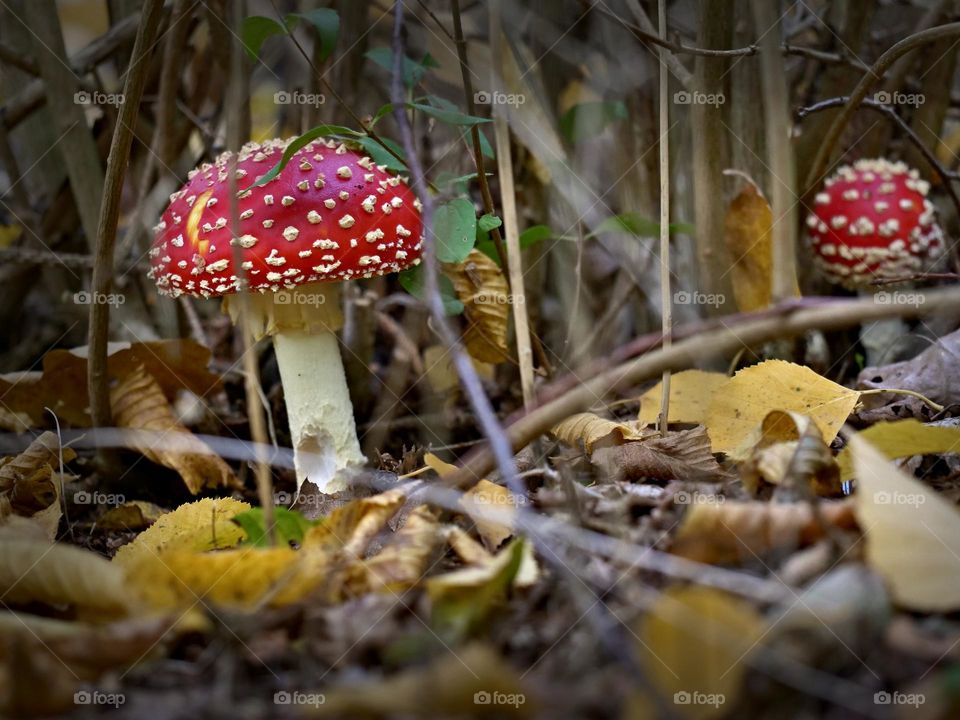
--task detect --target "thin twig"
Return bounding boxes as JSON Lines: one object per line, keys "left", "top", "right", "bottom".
{"left": 389, "top": 0, "right": 521, "bottom": 497}
{"left": 797, "top": 96, "right": 960, "bottom": 220}
{"left": 446, "top": 285, "right": 960, "bottom": 486}
{"left": 87, "top": 0, "right": 165, "bottom": 432}
{"left": 655, "top": 0, "right": 672, "bottom": 437}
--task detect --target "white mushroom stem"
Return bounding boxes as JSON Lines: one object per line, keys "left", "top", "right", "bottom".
{"left": 223, "top": 282, "right": 364, "bottom": 494}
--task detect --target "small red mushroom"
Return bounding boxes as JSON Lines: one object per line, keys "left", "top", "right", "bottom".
{"left": 148, "top": 137, "right": 423, "bottom": 493}
{"left": 806, "top": 158, "right": 943, "bottom": 287}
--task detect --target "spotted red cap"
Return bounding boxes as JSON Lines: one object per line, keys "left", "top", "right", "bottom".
{"left": 806, "top": 158, "right": 943, "bottom": 288}
{"left": 148, "top": 138, "right": 423, "bottom": 298}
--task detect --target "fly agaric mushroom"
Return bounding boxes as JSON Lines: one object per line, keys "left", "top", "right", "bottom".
{"left": 806, "top": 158, "right": 944, "bottom": 287}
{"left": 148, "top": 137, "right": 423, "bottom": 493}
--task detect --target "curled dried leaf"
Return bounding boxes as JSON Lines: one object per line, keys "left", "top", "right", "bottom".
{"left": 551, "top": 412, "right": 646, "bottom": 452}
{"left": 110, "top": 365, "right": 237, "bottom": 494}
{"left": 445, "top": 249, "right": 511, "bottom": 363}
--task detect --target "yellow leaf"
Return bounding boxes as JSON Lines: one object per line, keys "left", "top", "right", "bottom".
{"left": 302, "top": 488, "right": 406, "bottom": 557}
{"left": 351, "top": 505, "right": 440, "bottom": 595}
{"left": 724, "top": 178, "right": 773, "bottom": 312}
{"left": 445, "top": 249, "right": 511, "bottom": 363}
{"left": 705, "top": 360, "right": 860, "bottom": 456}
{"left": 97, "top": 501, "right": 166, "bottom": 530}
{"left": 851, "top": 434, "right": 960, "bottom": 611}
{"left": 638, "top": 370, "right": 728, "bottom": 426}
{"left": 112, "top": 497, "right": 250, "bottom": 570}
{"left": 110, "top": 365, "right": 238, "bottom": 494}
{"left": 551, "top": 412, "right": 646, "bottom": 452}
{"left": 0, "top": 539, "right": 132, "bottom": 617}
{"left": 444, "top": 525, "right": 495, "bottom": 566}
{"left": 424, "top": 452, "right": 457, "bottom": 476}
{"left": 460, "top": 479, "right": 516, "bottom": 550}
{"left": 0, "top": 431, "right": 75, "bottom": 535}
{"left": 639, "top": 586, "right": 763, "bottom": 719}
{"left": 837, "top": 418, "right": 960, "bottom": 480}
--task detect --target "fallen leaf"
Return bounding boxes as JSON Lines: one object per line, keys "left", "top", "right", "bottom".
{"left": 232, "top": 506, "right": 318, "bottom": 547}
{"left": 445, "top": 248, "right": 511, "bottom": 363}
{"left": 0, "top": 431, "right": 74, "bottom": 518}
{"left": 0, "top": 539, "right": 132, "bottom": 617}
{"left": 837, "top": 418, "right": 960, "bottom": 480}
{"left": 670, "top": 499, "right": 856, "bottom": 564}
{"left": 350, "top": 505, "right": 441, "bottom": 594}
{"left": 112, "top": 497, "right": 251, "bottom": 570}
{"left": 110, "top": 365, "right": 238, "bottom": 493}
{"left": 97, "top": 500, "right": 166, "bottom": 530}
{"left": 592, "top": 426, "right": 723, "bottom": 482}
{"left": 551, "top": 412, "right": 646, "bottom": 452}
{"left": 725, "top": 177, "right": 778, "bottom": 312}
{"left": 639, "top": 585, "right": 763, "bottom": 719}
{"left": 638, "top": 370, "right": 729, "bottom": 426}
{"left": 851, "top": 434, "right": 960, "bottom": 611}
{"left": 460, "top": 479, "right": 516, "bottom": 550}
{"left": 444, "top": 525, "right": 495, "bottom": 565}
{"left": 303, "top": 488, "right": 406, "bottom": 557}
{"left": 705, "top": 360, "right": 860, "bottom": 456}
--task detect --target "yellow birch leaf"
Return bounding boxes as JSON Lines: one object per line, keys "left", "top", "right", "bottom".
{"left": 112, "top": 497, "right": 250, "bottom": 570}
{"left": 638, "top": 370, "right": 728, "bottom": 426}
{"left": 639, "top": 586, "right": 763, "bottom": 719}
{"left": 724, "top": 179, "right": 773, "bottom": 312}
{"left": 445, "top": 249, "right": 511, "bottom": 363}
{"left": 837, "top": 418, "right": 960, "bottom": 480}
{"left": 705, "top": 360, "right": 860, "bottom": 456}
{"left": 851, "top": 434, "right": 960, "bottom": 611}
{"left": 110, "top": 365, "right": 238, "bottom": 494}
{"left": 551, "top": 412, "right": 646, "bottom": 452}
{"left": 460, "top": 479, "right": 516, "bottom": 550}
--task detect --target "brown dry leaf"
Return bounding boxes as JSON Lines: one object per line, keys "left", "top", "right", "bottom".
{"left": 639, "top": 585, "right": 764, "bottom": 719}
{"left": 837, "top": 418, "right": 960, "bottom": 480}
{"left": 592, "top": 426, "right": 723, "bottom": 482}
{"left": 112, "top": 497, "right": 250, "bottom": 570}
{"left": 638, "top": 370, "right": 729, "bottom": 426}
{"left": 706, "top": 360, "right": 860, "bottom": 457}
{"left": 851, "top": 434, "right": 960, "bottom": 611}
{"left": 670, "top": 499, "right": 857, "bottom": 564}
{"left": 316, "top": 643, "right": 530, "bottom": 717}
{"left": 460, "top": 479, "right": 517, "bottom": 550}
{"left": 1, "top": 539, "right": 133, "bottom": 617}
{"left": 349, "top": 505, "right": 441, "bottom": 595}
{"left": 97, "top": 501, "right": 166, "bottom": 530}
{"left": 110, "top": 365, "right": 237, "bottom": 494}
{"left": 0, "top": 371, "right": 47, "bottom": 429}
{"left": 740, "top": 411, "right": 842, "bottom": 496}
{"left": 302, "top": 488, "right": 406, "bottom": 557}
{"left": 551, "top": 412, "right": 647, "bottom": 452}
{"left": 724, "top": 176, "right": 775, "bottom": 312}
{"left": 0, "top": 431, "right": 74, "bottom": 515}
{"left": 446, "top": 248, "right": 511, "bottom": 363}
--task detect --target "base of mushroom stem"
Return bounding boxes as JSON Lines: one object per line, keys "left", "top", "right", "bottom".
{"left": 273, "top": 329, "right": 366, "bottom": 495}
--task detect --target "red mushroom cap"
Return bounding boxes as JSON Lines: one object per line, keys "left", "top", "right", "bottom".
{"left": 148, "top": 138, "right": 423, "bottom": 298}
{"left": 806, "top": 158, "right": 943, "bottom": 288}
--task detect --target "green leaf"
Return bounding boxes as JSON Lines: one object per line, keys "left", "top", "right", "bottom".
{"left": 476, "top": 127, "right": 495, "bottom": 159}
{"left": 586, "top": 213, "right": 695, "bottom": 238}
{"left": 559, "top": 100, "right": 628, "bottom": 143}
{"left": 353, "top": 134, "right": 407, "bottom": 173}
{"left": 434, "top": 198, "right": 477, "bottom": 263}
{"left": 250, "top": 124, "right": 357, "bottom": 187}
{"left": 477, "top": 213, "right": 502, "bottom": 233}
{"left": 411, "top": 102, "right": 490, "bottom": 126}
{"left": 365, "top": 47, "right": 437, "bottom": 87}
{"left": 436, "top": 171, "right": 480, "bottom": 194}
{"left": 241, "top": 16, "right": 287, "bottom": 61}
{"left": 286, "top": 9, "right": 339, "bottom": 61}
{"left": 399, "top": 266, "right": 464, "bottom": 315}
{"left": 232, "top": 507, "right": 317, "bottom": 548}
{"left": 477, "top": 223, "right": 552, "bottom": 262}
